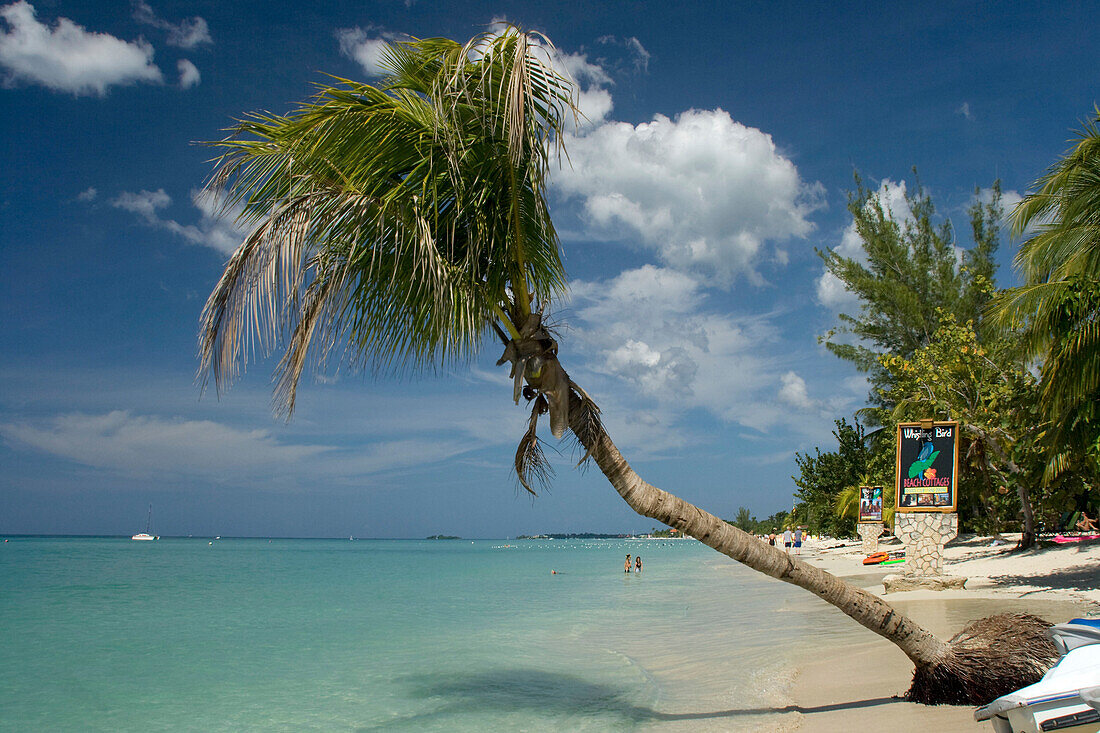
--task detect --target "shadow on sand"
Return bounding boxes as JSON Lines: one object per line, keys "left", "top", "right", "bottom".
{"left": 354, "top": 667, "right": 901, "bottom": 731}
{"left": 986, "top": 563, "right": 1100, "bottom": 596}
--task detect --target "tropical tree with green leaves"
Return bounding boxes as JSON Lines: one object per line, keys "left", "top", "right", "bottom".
{"left": 993, "top": 111, "right": 1100, "bottom": 483}
{"left": 199, "top": 27, "right": 1054, "bottom": 705}
{"left": 819, "top": 175, "right": 1003, "bottom": 416}
{"left": 876, "top": 313, "right": 1046, "bottom": 547}
{"left": 792, "top": 418, "right": 885, "bottom": 538}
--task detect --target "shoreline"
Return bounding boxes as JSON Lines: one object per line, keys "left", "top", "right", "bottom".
{"left": 785, "top": 534, "right": 1100, "bottom": 731}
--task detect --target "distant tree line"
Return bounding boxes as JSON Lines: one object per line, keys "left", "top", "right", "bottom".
{"left": 724, "top": 507, "right": 794, "bottom": 536}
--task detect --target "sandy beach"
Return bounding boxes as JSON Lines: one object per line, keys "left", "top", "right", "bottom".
{"left": 787, "top": 534, "right": 1100, "bottom": 731}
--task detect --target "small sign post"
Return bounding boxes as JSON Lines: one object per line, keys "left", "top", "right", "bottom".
{"left": 857, "top": 486, "right": 885, "bottom": 555}
{"left": 858, "top": 486, "right": 884, "bottom": 522}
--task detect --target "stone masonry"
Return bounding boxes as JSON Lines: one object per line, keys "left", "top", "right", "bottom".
{"left": 893, "top": 512, "right": 958, "bottom": 576}
{"left": 857, "top": 522, "right": 883, "bottom": 556}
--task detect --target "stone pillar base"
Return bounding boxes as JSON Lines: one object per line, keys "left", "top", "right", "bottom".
{"left": 857, "top": 523, "right": 883, "bottom": 556}
{"left": 883, "top": 573, "right": 967, "bottom": 593}
{"left": 894, "top": 512, "right": 958, "bottom": 576}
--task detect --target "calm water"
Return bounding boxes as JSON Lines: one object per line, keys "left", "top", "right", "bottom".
{"left": 0, "top": 537, "right": 859, "bottom": 731}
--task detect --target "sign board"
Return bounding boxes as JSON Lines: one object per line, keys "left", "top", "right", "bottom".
{"left": 895, "top": 420, "right": 959, "bottom": 512}
{"left": 858, "top": 486, "right": 883, "bottom": 523}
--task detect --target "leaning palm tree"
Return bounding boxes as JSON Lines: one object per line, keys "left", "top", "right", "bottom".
{"left": 992, "top": 111, "right": 1100, "bottom": 480}
{"left": 199, "top": 27, "right": 1054, "bottom": 704}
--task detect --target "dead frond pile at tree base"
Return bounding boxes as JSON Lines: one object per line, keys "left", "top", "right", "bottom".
{"left": 907, "top": 613, "right": 1059, "bottom": 705}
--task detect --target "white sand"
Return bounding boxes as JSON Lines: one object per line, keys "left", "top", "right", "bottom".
{"left": 789, "top": 534, "right": 1100, "bottom": 731}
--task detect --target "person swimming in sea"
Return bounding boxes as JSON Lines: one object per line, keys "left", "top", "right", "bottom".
{"left": 624, "top": 554, "right": 632, "bottom": 573}
{"left": 634, "top": 556, "right": 642, "bottom": 573}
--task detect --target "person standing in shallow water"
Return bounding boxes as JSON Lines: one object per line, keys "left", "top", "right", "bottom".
{"left": 634, "top": 556, "right": 642, "bottom": 573}
{"left": 624, "top": 554, "right": 632, "bottom": 573}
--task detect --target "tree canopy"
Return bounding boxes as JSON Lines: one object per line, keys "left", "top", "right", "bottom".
{"left": 993, "top": 111, "right": 1100, "bottom": 482}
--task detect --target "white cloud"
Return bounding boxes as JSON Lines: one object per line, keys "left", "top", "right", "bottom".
{"left": 956, "top": 102, "right": 973, "bottom": 120}
{"left": 177, "top": 58, "right": 199, "bottom": 88}
{"left": 132, "top": 1, "right": 211, "bottom": 49}
{"left": 0, "top": 1, "right": 163, "bottom": 95}
{"left": 111, "top": 188, "right": 245, "bottom": 254}
{"left": 976, "top": 186, "right": 1023, "bottom": 221}
{"left": 778, "top": 371, "right": 815, "bottom": 410}
{"left": 336, "top": 27, "right": 401, "bottom": 77}
{"left": 76, "top": 186, "right": 97, "bottom": 202}
{"left": 569, "top": 265, "right": 822, "bottom": 432}
{"left": 112, "top": 188, "right": 171, "bottom": 222}
{"left": 555, "top": 108, "right": 824, "bottom": 285}
{"left": 816, "top": 179, "right": 910, "bottom": 309}
{"left": 555, "top": 50, "right": 614, "bottom": 125}
{"left": 0, "top": 410, "right": 474, "bottom": 484}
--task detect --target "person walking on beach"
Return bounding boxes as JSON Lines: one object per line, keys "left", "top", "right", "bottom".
{"left": 768, "top": 530, "right": 776, "bottom": 547}
{"left": 635, "top": 556, "right": 643, "bottom": 573}
{"left": 624, "top": 554, "right": 632, "bottom": 573}
{"left": 783, "top": 528, "right": 792, "bottom": 553}
{"left": 793, "top": 527, "right": 803, "bottom": 555}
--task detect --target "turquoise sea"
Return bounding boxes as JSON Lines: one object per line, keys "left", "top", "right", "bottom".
{"left": 1, "top": 537, "right": 864, "bottom": 731}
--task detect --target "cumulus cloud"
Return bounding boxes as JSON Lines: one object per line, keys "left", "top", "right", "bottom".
{"left": 555, "top": 108, "right": 824, "bottom": 284}
{"left": 177, "top": 58, "right": 199, "bottom": 88}
{"left": 778, "top": 371, "right": 815, "bottom": 410}
{"left": 815, "top": 179, "right": 911, "bottom": 309}
{"left": 132, "top": 1, "right": 211, "bottom": 48}
{"left": 76, "top": 186, "right": 97, "bottom": 202}
{"left": 555, "top": 49, "right": 614, "bottom": 125}
{"left": 975, "top": 185, "right": 1023, "bottom": 221}
{"left": 0, "top": 1, "right": 163, "bottom": 95}
{"left": 336, "top": 26, "right": 402, "bottom": 77}
{"left": 111, "top": 188, "right": 246, "bottom": 254}
{"left": 569, "top": 265, "right": 822, "bottom": 431}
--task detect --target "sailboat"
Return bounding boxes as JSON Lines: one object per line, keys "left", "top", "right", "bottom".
{"left": 131, "top": 505, "right": 159, "bottom": 541}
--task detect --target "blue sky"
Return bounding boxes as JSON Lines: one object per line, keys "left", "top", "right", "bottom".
{"left": 2, "top": 0, "right": 1098, "bottom": 538}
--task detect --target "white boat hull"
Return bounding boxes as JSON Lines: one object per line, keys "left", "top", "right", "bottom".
{"left": 130, "top": 533, "right": 157, "bottom": 541}
{"left": 977, "top": 644, "right": 1100, "bottom": 733}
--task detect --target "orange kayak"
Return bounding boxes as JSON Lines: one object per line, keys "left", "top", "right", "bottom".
{"left": 862, "top": 552, "right": 889, "bottom": 565}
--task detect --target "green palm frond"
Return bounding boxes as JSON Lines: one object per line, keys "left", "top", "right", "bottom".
{"left": 991, "top": 109, "right": 1100, "bottom": 479}
{"left": 198, "top": 26, "right": 576, "bottom": 415}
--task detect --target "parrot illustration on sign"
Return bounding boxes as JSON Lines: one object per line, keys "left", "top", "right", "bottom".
{"left": 908, "top": 438, "right": 939, "bottom": 479}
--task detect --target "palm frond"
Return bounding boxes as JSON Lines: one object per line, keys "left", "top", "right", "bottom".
{"left": 198, "top": 26, "right": 578, "bottom": 415}
{"left": 515, "top": 396, "right": 554, "bottom": 495}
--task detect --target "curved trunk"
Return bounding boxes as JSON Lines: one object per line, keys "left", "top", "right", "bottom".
{"left": 566, "top": 391, "right": 950, "bottom": 668}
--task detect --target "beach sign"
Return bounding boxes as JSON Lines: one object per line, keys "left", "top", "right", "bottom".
{"left": 895, "top": 420, "right": 959, "bottom": 512}
{"left": 858, "top": 486, "right": 883, "bottom": 522}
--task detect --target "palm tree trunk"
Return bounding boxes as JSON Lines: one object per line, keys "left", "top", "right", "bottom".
{"left": 566, "top": 391, "right": 950, "bottom": 667}
{"left": 564, "top": 389, "right": 1059, "bottom": 704}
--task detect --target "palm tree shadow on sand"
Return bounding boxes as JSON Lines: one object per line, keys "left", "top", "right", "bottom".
{"left": 354, "top": 668, "right": 900, "bottom": 731}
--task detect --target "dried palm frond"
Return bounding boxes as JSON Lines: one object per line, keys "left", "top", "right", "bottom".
{"left": 907, "top": 613, "right": 1058, "bottom": 705}
{"left": 514, "top": 398, "right": 554, "bottom": 495}
{"left": 566, "top": 381, "right": 603, "bottom": 468}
